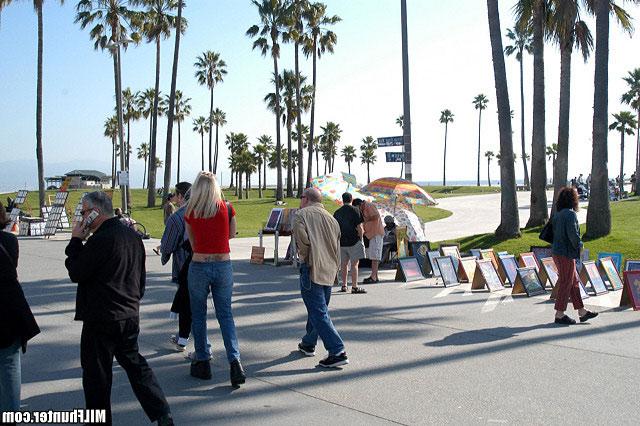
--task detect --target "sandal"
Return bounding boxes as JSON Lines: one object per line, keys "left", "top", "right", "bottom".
{"left": 339, "top": 286, "right": 347, "bottom": 292}
{"left": 351, "top": 287, "right": 367, "bottom": 294}
{"left": 153, "top": 248, "right": 160, "bottom": 256}
{"left": 363, "top": 277, "right": 379, "bottom": 284}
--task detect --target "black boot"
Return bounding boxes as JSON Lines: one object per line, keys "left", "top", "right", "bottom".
{"left": 190, "top": 360, "right": 212, "bottom": 380}
{"left": 230, "top": 359, "right": 246, "bottom": 387}
{"left": 157, "top": 413, "right": 174, "bottom": 426}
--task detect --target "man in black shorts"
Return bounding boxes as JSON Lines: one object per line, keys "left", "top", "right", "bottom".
{"left": 333, "top": 193, "right": 366, "bottom": 293}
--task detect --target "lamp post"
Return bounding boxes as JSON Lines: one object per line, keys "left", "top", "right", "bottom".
{"left": 107, "top": 34, "right": 132, "bottom": 214}
{"left": 401, "top": 0, "right": 412, "bottom": 181}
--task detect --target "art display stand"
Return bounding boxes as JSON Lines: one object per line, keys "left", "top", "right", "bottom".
{"left": 620, "top": 271, "right": 640, "bottom": 310}
{"left": 579, "top": 261, "right": 609, "bottom": 296}
{"left": 44, "top": 191, "right": 70, "bottom": 238}
{"left": 257, "top": 208, "right": 298, "bottom": 267}
{"left": 471, "top": 259, "right": 504, "bottom": 292}
{"left": 511, "top": 267, "right": 546, "bottom": 297}
{"left": 394, "top": 257, "right": 425, "bottom": 282}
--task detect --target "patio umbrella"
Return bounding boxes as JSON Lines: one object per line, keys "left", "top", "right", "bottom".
{"left": 361, "top": 177, "right": 437, "bottom": 207}
{"left": 373, "top": 200, "right": 427, "bottom": 242}
{"left": 310, "top": 174, "right": 373, "bottom": 204}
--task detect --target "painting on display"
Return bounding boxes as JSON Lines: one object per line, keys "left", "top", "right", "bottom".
{"left": 457, "top": 256, "right": 476, "bottom": 283}
{"left": 519, "top": 252, "right": 539, "bottom": 272}
{"left": 625, "top": 260, "right": 640, "bottom": 272}
{"left": 409, "top": 241, "right": 431, "bottom": 277}
{"left": 498, "top": 255, "right": 519, "bottom": 287}
{"left": 599, "top": 257, "right": 623, "bottom": 291}
{"left": 435, "top": 256, "right": 460, "bottom": 287}
{"left": 440, "top": 245, "right": 461, "bottom": 273}
{"left": 471, "top": 259, "right": 504, "bottom": 292}
{"left": 264, "top": 208, "right": 283, "bottom": 231}
{"left": 580, "top": 261, "right": 609, "bottom": 296}
{"left": 539, "top": 257, "right": 559, "bottom": 288}
{"left": 512, "top": 267, "right": 546, "bottom": 297}
{"left": 597, "top": 252, "right": 623, "bottom": 273}
{"left": 620, "top": 271, "right": 640, "bottom": 310}
{"left": 426, "top": 250, "right": 442, "bottom": 277}
{"left": 396, "top": 257, "right": 425, "bottom": 282}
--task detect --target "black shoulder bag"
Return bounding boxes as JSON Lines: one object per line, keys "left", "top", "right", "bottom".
{"left": 539, "top": 218, "right": 554, "bottom": 244}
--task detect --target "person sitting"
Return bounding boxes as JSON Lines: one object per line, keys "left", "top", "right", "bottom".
{"left": 381, "top": 216, "right": 398, "bottom": 264}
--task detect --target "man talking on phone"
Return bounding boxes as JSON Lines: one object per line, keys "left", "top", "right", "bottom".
{"left": 65, "top": 192, "right": 173, "bottom": 425}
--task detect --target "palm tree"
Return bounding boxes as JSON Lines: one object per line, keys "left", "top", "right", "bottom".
{"left": 192, "top": 116, "right": 207, "bottom": 170}
{"left": 76, "top": 0, "right": 141, "bottom": 211}
{"left": 163, "top": 90, "right": 191, "bottom": 182}
{"left": 396, "top": 114, "right": 406, "bottom": 177}
{"left": 585, "top": 0, "right": 637, "bottom": 238}
{"left": 548, "top": 0, "right": 593, "bottom": 207}
{"left": 515, "top": 0, "right": 548, "bottom": 227}
{"left": 104, "top": 115, "right": 118, "bottom": 188}
{"left": 137, "top": 142, "right": 150, "bottom": 188}
{"left": 302, "top": 1, "right": 341, "bottom": 188}
{"left": 283, "top": 0, "right": 310, "bottom": 196}
{"left": 137, "top": 88, "right": 161, "bottom": 166}
{"left": 154, "top": 156, "right": 163, "bottom": 169}
{"left": 210, "top": 108, "right": 227, "bottom": 174}
{"left": 253, "top": 140, "right": 269, "bottom": 198}
{"left": 194, "top": 51, "right": 227, "bottom": 173}
{"left": 225, "top": 132, "right": 250, "bottom": 193}
{"left": 161, "top": 0, "right": 186, "bottom": 195}
{"left": 439, "top": 109, "right": 454, "bottom": 186}
{"left": 235, "top": 148, "right": 257, "bottom": 200}
{"left": 135, "top": 0, "right": 179, "bottom": 206}
{"left": 485, "top": 150, "right": 495, "bottom": 186}
{"left": 621, "top": 68, "right": 640, "bottom": 196}
{"left": 487, "top": 0, "right": 520, "bottom": 238}
{"left": 256, "top": 134, "right": 273, "bottom": 191}
{"left": 504, "top": 25, "right": 532, "bottom": 190}
{"left": 247, "top": 0, "right": 289, "bottom": 202}
{"left": 341, "top": 145, "right": 357, "bottom": 174}
{"left": 360, "top": 136, "right": 377, "bottom": 184}
{"left": 546, "top": 143, "right": 558, "bottom": 182}
{"left": 122, "top": 88, "right": 140, "bottom": 171}
{"left": 472, "top": 94, "right": 488, "bottom": 187}
{"left": 609, "top": 111, "right": 637, "bottom": 196}
{"left": 320, "top": 121, "right": 341, "bottom": 173}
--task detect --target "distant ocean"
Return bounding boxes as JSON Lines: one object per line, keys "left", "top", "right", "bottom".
{"left": 416, "top": 179, "right": 526, "bottom": 186}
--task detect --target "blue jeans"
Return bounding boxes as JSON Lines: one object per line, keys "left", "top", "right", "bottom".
{"left": 299, "top": 264, "right": 345, "bottom": 355}
{"left": 188, "top": 260, "right": 240, "bottom": 363}
{"left": 0, "top": 339, "right": 21, "bottom": 413}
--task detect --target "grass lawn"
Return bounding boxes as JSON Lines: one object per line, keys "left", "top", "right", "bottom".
{"left": 6, "top": 188, "right": 451, "bottom": 238}
{"left": 435, "top": 197, "right": 640, "bottom": 262}
{"left": 423, "top": 185, "right": 501, "bottom": 198}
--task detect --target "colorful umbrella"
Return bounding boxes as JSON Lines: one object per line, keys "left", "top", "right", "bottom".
{"left": 361, "top": 177, "right": 437, "bottom": 206}
{"left": 310, "top": 174, "right": 373, "bottom": 204}
{"left": 373, "top": 200, "right": 427, "bottom": 242}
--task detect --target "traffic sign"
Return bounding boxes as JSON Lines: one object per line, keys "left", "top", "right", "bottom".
{"left": 386, "top": 152, "right": 405, "bottom": 162}
{"left": 377, "top": 136, "right": 404, "bottom": 147}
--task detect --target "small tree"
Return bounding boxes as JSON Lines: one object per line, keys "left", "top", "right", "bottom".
{"left": 360, "top": 136, "right": 377, "bottom": 183}
{"left": 341, "top": 145, "right": 357, "bottom": 174}
{"left": 439, "top": 109, "right": 454, "bottom": 186}
{"left": 485, "top": 150, "right": 495, "bottom": 186}
{"left": 609, "top": 111, "right": 637, "bottom": 196}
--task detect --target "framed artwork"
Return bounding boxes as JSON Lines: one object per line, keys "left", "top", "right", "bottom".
{"left": 576, "top": 249, "right": 590, "bottom": 271}
{"left": 471, "top": 259, "right": 504, "bottom": 292}
{"left": 519, "top": 252, "right": 539, "bottom": 272}
{"left": 458, "top": 256, "right": 477, "bottom": 283}
{"left": 620, "top": 271, "right": 640, "bottom": 310}
{"left": 426, "top": 250, "right": 442, "bottom": 277}
{"left": 597, "top": 252, "right": 623, "bottom": 273}
{"left": 625, "top": 260, "right": 640, "bottom": 272}
{"left": 480, "top": 249, "right": 500, "bottom": 274}
{"left": 539, "top": 257, "right": 559, "bottom": 288}
{"left": 396, "top": 257, "right": 425, "bottom": 282}
{"left": 580, "top": 261, "right": 608, "bottom": 295}
{"left": 498, "top": 255, "right": 519, "bottom": 287}
{"left": 530, "top": 246, "right": 553, "bottom": 263}
{"left": 435, "top": 256, "right": 460, "bottom": 287}
{"left": 599, "top": 257, "right": 623, "bottom": 291}
{"left": 396, "top": 227, "right": 408, "bottom": 258}
{"left": 409, "top": 242, "right": 431, "bottom": 276}
{"left": 440, "top": 245, "right": 461, "bottom": 273}
{"left": 264, "top": 208, "right": 283, "bottom": 231}
{"left": 512, "top": 267, "right": 546, "bottom": 297}
{"left": 469, "top": 249, "right": 482, "bottom": 259}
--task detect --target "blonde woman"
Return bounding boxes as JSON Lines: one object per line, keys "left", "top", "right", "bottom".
{"left": 184, "top": 172, "right": 244, "bottom": 386}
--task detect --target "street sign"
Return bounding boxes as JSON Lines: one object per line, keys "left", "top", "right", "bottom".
{"left": 386, "top": 152, "right": 405, "bottom": 162}
{"left": 377, "top": 136, "right": 404, "bottom": 147}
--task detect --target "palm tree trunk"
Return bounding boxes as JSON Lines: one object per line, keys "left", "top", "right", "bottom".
{"left": 35, "top": 5, "right": 45, "bottom": 211}
{"left": 200, "top": 133, "right": 204, "bottom": 171}
{"left": 114, "top": 43, "right": 127, "bottom": 211}
{"left": 263, "top": 155, "right": 267, "bottom": 190}
{"left": 306, "top": 37, "right": 318, "bottom": 188}
{"left": 553, "top": 45, "right": 572, "bottom": 213}
{"left": 585, "top": 0, "right": 611, "bottom": 238}
{"left": 527, "top": 3, "right": 548, "bottom": 227}
{"left": 177, "top": 120, "right": 181, "bottom": 182}
{"left": 258, "top": 163, "right": 263, "bottom": 198}
{"left": 316, "top": 149, "right": 319, "bottom": 176}
{"left": 367, "top": 163, "right": 370, "bottom": 184}
{"left": 147, "top": 36, "right": 161, "bottom": 207}
{"left": 286, "top": 121, "right": 293, "bottom": 197}
{"left": 111, "top": 139, "right": 116, "bottom": 188}
{"left": 487, "top": 158, "right": 491, "bottom": 186}
{"left": 487, "top": 0, "right": 520, "bottom": 238}
{"left": 443, "top": 123, "right": 448, "bottom": 186}
{"left": 229, "top": 169, "right": 234, "bottom": 189}
{"left": 214, "top": 123, "right": 219, "bottom": 174}
{"left": 163, "top": 0, "right": 183, "bottom": 196}
{"left": 294, "top": 41, "right": 305, "bottom": 196}
{"left": 477, "top": 109, "right": 482, "bottom": 186}
{"left": 519, "top": 52, "right": 530, "bottom": 190}
{"left": 292, "top": 165, "right": 296, "bottom": 189}
{"left": 348, "top": 161, "right": 351, "bottom": 174}
{"left": 143, "top": 158, "right": 147, "bottom": 189}
{"left": 636, "top": 109, "right": 640, "bottom": 196}
{"left": 273, "top": 50, "right": 283, "bottom": 202}
{"left": 620, "top": 131, "right": 625, "bottom": 196}
{"left": 238, "top": 171, "right": 243, "bottom": 200}
{"left": 125, "top": 118, "right": 131, "bottom": 204}
{"left": 208, "top": 89, "right": 214, "bottom": 173}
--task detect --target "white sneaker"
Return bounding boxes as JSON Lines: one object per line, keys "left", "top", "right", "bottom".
{"left": 169, "top": 335, "right": 188, "bottom": 352}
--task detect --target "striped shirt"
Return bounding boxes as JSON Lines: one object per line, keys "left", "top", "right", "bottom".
{"left": 160, "top": 205, "right": 188, "bottom": 281}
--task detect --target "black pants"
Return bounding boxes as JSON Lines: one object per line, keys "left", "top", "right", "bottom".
{"left": 80, "top": 318, "right": 170, "bottom": 425}
{"left": 178, "top": 308, "right": 192, "bottom": 340}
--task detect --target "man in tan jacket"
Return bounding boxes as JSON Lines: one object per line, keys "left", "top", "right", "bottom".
{"left": 293, "top": 188, "right": 349, "bottom": 368}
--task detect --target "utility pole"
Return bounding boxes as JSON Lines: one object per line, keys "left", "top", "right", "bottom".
{"left": 401, "top": 0, "right": 412, "bottom": 181}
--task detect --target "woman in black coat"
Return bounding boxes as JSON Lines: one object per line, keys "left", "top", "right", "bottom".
{"left": 0, "top": 202, "right": 40, "bottom": 413}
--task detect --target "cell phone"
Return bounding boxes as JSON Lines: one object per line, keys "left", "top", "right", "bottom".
{"left": 83, "top": 210, "right": 99, "bottom": 230}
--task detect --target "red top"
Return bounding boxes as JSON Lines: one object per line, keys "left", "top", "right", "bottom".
{"left": 185, "top": 201, "right": 235, "bottom": 254}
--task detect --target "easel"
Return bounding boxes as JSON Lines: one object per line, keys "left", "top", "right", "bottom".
{"left": 257, "top": 208, "right": 299, "bottom": 266}
{"left": 43, "top": 191, "right": 70, "bottom": 238}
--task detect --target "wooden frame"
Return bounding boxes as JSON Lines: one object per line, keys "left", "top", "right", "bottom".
{"left": 579, "top": 260, "right": 609, "bottom": 295}
{"left": 620, "top": 271, "right": 640, "bottom": 310}
{"left": 457, "top": 256, "right": 476, "bottom": 283}
{"left": 512, "top": 267, "right": 546, "bottom": 297}
{"left": 498, "top": 254, "right": 519, "bottom": 287}
{"left": 434, "top": 256, "right": 460, "bottom": 287}
{"left": 597, "top": 252, "right": 623, "bottom": 273}
{"left": 480, "top": 249, "right": 500, "bottom": 275}
{"left": 519, "top": 252, "right": 539, "bottom": 272}
{"left": 599, "top": 257, "right": 623, "bottom": 291}
{"left": 538, "top": 257, "right": 559, "bottom": 288}
{"left": 530, "top": 245, "right": 553, "bottom": 264}
{"left": 440, "top": 245, "right": 461, "bottom": 273}
{"left": 471, "top": 259, "right": 504, "bottom": 292}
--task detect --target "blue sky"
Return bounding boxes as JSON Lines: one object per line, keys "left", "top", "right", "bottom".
{"left": 2, "top": 0, "right": 640, "bottom": 190}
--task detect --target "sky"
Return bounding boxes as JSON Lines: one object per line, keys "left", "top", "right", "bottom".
{"left": 1, "top": 0, "right": 640, "bottom": 191}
